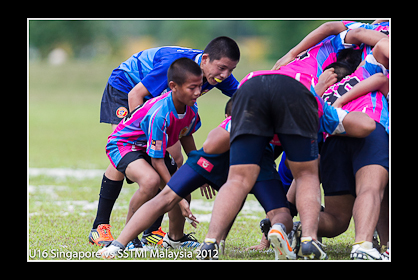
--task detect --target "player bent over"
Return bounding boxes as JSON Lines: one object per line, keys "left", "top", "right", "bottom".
{"left": 95, "top": 58, "right": 203, "bottom": 251}
{"left": 198, "top": 69, "right": 376, "bottom": 260}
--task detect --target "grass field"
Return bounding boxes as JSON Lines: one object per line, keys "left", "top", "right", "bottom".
{"left": 28, "top": 60, "right": 358, "bottom": 261}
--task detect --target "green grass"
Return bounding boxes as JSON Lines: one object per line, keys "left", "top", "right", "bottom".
{"left": 29, "top": 60, "right": 359, "bottom": 261}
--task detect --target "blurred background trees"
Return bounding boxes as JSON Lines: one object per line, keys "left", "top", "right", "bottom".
{"left": 29, "top": 19, "right": 336, "bottom": 64}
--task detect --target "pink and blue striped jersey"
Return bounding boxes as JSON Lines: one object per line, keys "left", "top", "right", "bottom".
{"left": 343, "top": 20, "right": 390, "bottom": 59}
{"left": 275, "top": 30, "right": 356, "bottom": 92}
{"left": 322, "top": 53, "right": 389, "bottom": 134}
{"left": 219, "top": 116, "right": 231, "bottom": 132}
{"left": 106, "top": 92, "right": 201, "bottom": 168}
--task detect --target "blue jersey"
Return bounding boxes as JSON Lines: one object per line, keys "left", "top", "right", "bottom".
{"left": 107, "top": 46, "right": 239, "bottom": 99}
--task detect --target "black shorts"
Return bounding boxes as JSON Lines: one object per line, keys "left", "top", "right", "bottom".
{"left": 117, "top": 150, "right": 177, "bottom": 184}
{"left": 230, "top": 74, "right": 319, "bottom": 144}
{"left": 320, "top": 122, "right": 389, "bottom": 197}
{"left": 100, "top": 83, "right": 130, "bottom": 125}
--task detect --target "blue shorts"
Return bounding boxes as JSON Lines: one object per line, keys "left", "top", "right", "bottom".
{"left": 168, "top": 164, "right": 221, "bottom": 198}
{"left": 230, "top": 134, "right": 318, "bottom": 166}
{"left": 168, "top": 164, "right": 288, "bottom": 213}
{"left": 100, "top": 83, "right": 130, "bottom": 125}
{"left": 320, "top": 122, "right": 389, "bottom": 197}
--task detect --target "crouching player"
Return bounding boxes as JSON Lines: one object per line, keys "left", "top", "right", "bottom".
{"left": 101, "top": 57, "right": 203, "bottom": 251}
{"left": 98, "top": 100, "right": 297, "bottom": 260}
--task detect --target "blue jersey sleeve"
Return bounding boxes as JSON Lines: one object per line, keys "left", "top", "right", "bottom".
{"left": 319, "top": 100, "right": 349, "bottom": 135}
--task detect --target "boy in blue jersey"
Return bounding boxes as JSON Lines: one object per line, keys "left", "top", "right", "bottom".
{"left": 90, "top": 37, "right": 240, "bottom": 247}
{"left": 100, "top": 36, "right": 240, "bottom": 126}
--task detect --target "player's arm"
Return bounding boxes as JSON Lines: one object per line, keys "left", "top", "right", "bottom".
{"left": 272, "top": 21, "right": 347, "bottom": 70}
{"left": 180, "top": 135, "right": 197, "bottom": 155}
{"left": 151, "top": 157, "right": 172, "bottom": 186}
{"left": 341, "top": 111, "right": 376, "bottom": 138}
{"left": 203, "top": 126, "right": 230, "bottom": 154}
{"left": 372, "top": 38, "right": 389, "bottom": 69}
{"left": 128, "top": 82, "right": 151, "bottom": 111}
{"left": 344, "top": 28, "right": 387, "bottom": 49}
{"left": 333, "top": 73, "right": 389, "bottom": 108}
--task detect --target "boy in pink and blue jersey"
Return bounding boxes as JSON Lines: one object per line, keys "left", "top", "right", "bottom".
{"left": 106, "top": 90, "right": 201, "bottom": 169}
{"left": 322, "top": 52, "right": 389, "bottom": 134}
{"left": 318, "top": 38, "right": 390, "bottom": 260}
{"left": 100, "top": 58, "right": 203, "bottom": 249}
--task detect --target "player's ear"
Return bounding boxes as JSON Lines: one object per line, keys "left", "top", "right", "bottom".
{"left": 169, "top": 80, "right": 177, "bottom": 91}
{"left": 201, "top": 53, "right": 210, "bottom": 66}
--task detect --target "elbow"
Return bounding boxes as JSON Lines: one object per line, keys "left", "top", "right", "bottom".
{"left": 356, "top": 118, "right": 376, "bottom": 138}
{"left": 322, "top": 21, "right": 346, "bottom": 35}
{"left": 202, "top": 141, "right": 215, "bottom": 154}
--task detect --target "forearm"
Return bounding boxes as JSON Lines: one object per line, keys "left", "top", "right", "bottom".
{"left": 334, "top": 73, "right": 389, "bottom": 107}
{"left": 180, "top": 135, "right": 196, "bottom": 155}
{"left": 151, "top": 157, "right": 172, "bottom": 185}
{"left": 128, "top": 83, "right": 151, "bottom": 111}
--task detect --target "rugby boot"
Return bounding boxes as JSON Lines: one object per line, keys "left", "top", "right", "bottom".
{"left": 89, "top": 224, "right": 114, "bottom": 246}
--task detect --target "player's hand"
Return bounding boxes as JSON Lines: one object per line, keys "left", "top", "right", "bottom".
{"left": 315, "top": 68, "right": 338, "bottom": 96}
{"left": 246, "top": 235, "right": 270, "bottom": 251}
{"left": 179, "top": 199, "right": 199, "bottom": 228}
{"left": 200, "top": 183, "right": 217, "bottom": 200}
{"left": 271, "top": 52, "right": 295, "bottom": 70}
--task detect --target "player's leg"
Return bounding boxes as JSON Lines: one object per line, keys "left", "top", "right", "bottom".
{"left": 204, "top": 135, "right": 270, "bottom": 243}
{"left": 317, "top": 194, "right": 355, "bottom": 238}
{"left": 109, "top": 185, "right": 184, "bottom": 249}
{"left": 89, "top": 164, "right": 124, "bottom": 246}
{"left": 353, "top": 164, "right": 388, "bottom": 243}
{"left": 124, "top": 158, "right": 161, "bottom": 220}
{"left": 376, "top": 184, "right": 389, "bottom": 248}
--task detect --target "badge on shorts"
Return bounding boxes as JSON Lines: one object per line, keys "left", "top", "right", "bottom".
{"left": 116, "top": 107, "right": 128, "bottom": 118}
{"left": 197, "top": 157, "right": 214, "bottom": 173}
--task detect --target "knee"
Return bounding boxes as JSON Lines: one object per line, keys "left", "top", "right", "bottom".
{"left": 139, "top": 174, "right": 161, "bottom": 197}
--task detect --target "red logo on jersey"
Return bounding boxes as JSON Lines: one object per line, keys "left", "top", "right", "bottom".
{"left": 197, "top": 157, "right": 214, "bottom": 173}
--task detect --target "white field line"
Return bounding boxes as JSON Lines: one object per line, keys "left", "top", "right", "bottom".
{"left": 29, "top": 168, "right": 104, "bottom": 180}
{"left": 29, "top": 168, "right": 265, "bottom": 220}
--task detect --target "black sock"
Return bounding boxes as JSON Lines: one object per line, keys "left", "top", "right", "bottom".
{"left": 142, "top": 188, "right": 164, "bottom": 235}
{"left": 92, "top": 174, "right": 123, "bottom": 229}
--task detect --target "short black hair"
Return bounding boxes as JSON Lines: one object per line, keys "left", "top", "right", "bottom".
{"left": 167, "top": 57, "right": 202, "bottom": 85}
{"left": 203, "top": 36, "right": 240, "bottom": 62}
{"left": 225, "top": 98, "right": 233, "bottom": 116}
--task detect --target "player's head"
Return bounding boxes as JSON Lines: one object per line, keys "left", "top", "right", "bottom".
{"left": 225, "top": 98, "right": 233, "bottom": 117}
{"left": 336, "top": 48, "right": 362, "bottom": 72}
{"left": 168, "top": 57, "right": 203, "bottom": 108}
{"left": 201, "top": 36, "right": 240, "bottom": 85}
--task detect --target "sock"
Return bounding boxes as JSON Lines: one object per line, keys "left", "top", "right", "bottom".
{"left": 204, "top": 238, "right": 217, "bottom": 244}
{"left": 353, "top": 241, "right": 373, "bottom": 250}
{"left": 92, "top": 174, "right": 123, "bottom": 229}
{"left": 111, "top": 240, "right": 125, "bottom": 250}
{"left": 272, "top": 223, "right": 286, "bottom": 233}
{"left": 301, "top": 236, "right": 313, "bottom": 243}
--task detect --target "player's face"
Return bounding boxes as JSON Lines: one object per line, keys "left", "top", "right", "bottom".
{"left": 201, "top": 54, "right": 238, "bottom": 85}
{"left": 174, "top": 74, "right": 203, "bottom": 108}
